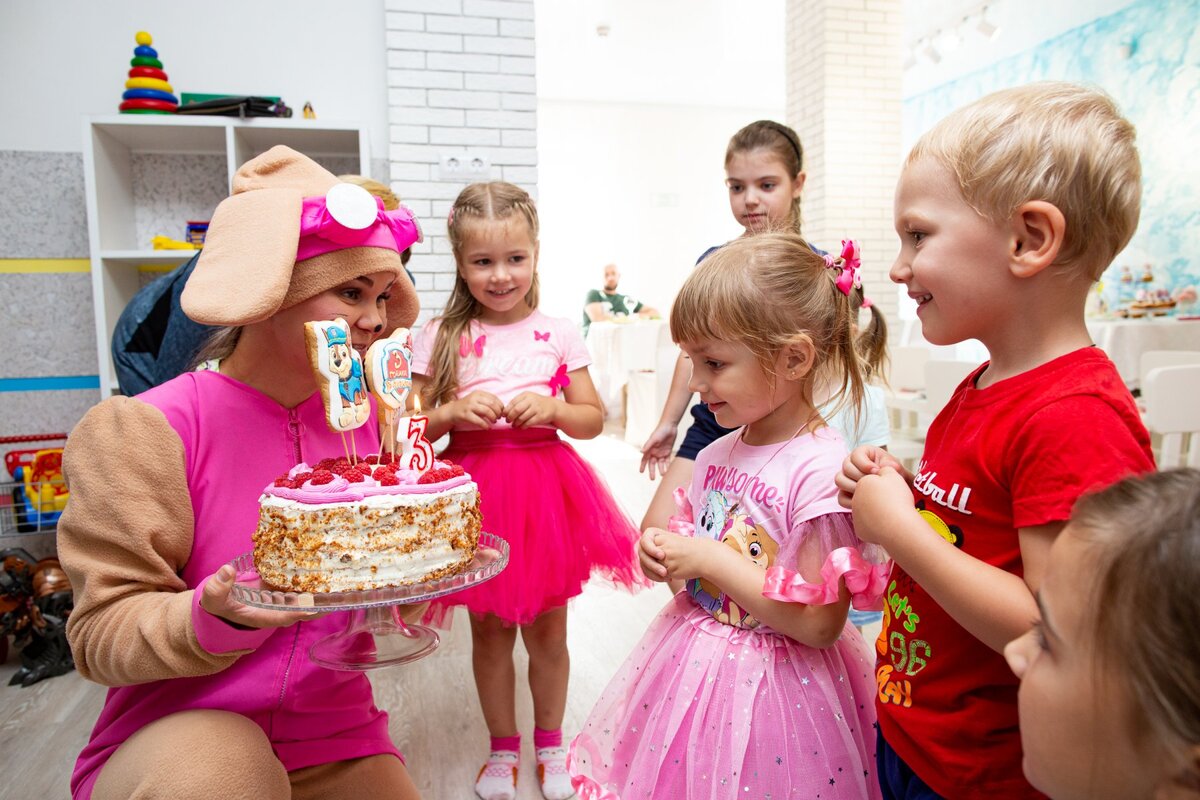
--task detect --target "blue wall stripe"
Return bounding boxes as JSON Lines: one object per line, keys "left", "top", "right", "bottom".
{"left": 0, "top": 376, "right": 100, "bottom": 392}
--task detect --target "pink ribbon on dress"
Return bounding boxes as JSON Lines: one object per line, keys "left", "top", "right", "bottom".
{"left": 459, "top": 333, "right": 486, "bottom": 357}
{"left": 296, "top": 193, "right": 423, "bottom": 262}
{"left": 566, "top": 745, "right": 621, "bottom": 800}
{"left": 548, "top": 363, "right": 571, "bottom": 396}
{"left": 762, "top": 546, "right": 890, "bottom": 609}
{"left": 667, "top": 487, "right": 695, "bottom": 536}
{"left": 824, "top": 238, "right": 862, "bottom": 296}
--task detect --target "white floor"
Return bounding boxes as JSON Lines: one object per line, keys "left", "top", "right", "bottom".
{"left": 0, "top": 427, "right": 878, "bottom": 800}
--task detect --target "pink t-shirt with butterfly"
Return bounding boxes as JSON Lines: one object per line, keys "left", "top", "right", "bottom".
{"left": 412, "top": 309, "right": 591, "bottom": 430}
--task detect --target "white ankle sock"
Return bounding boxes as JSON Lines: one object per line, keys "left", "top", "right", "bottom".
{"left": 536, "top": 746, "right": 575, "bottom": 800}
{"left": 475, "top": 750, "right": 519, "bottom": 800}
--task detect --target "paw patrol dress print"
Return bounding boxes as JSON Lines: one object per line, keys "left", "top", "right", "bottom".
{"left": 305, "top": 319, "right": 371, "bottom": 432}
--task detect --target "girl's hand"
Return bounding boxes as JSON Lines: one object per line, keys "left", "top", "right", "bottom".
{"left": 638, "top": 528, "right": 668, "bottom": 582}
{"left": 450, "top": 390, "right": 505, "bottom": 429}
{"left": 200, "top": 565, "right": 318, "bottom": 629}
{"left": 503, "top": 392, "right": 558, "bottom": 429}
{"left": 658, "top": 531, "right": 720, "bottom": 583}
{"left": 835, "top": 445, "right": 908, "bottom": 508}
{"left": 851, "top": 466, "right": 916, "bottom": 547}
{"left": 639, "top": 423, "right": 678, "bottom": 480}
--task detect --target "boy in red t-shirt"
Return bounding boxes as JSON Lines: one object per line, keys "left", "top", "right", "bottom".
{"left": 836, "top": 82, "right": 1154, "bottom": 800}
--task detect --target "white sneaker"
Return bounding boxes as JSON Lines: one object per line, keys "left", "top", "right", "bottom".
{"left": 536, "top": 746, "right": 575, "bottom": 800}
{"left": 475, "top": 750, "right": 519, "bottom": 800}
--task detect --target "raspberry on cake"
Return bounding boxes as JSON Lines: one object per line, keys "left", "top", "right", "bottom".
{"left": 253, "top": 457, "right": 483, "bottom": 593}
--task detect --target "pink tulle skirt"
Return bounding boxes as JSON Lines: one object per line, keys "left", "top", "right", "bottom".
{"left": 569, "top": 592, "right": 882, "bottom": 800}
{"left": 436, "top": 428, "right": 643, "bottom": 625}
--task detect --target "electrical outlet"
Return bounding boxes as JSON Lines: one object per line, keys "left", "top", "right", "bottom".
{"left": 438, "top": 152, "right": 491, "bottom": 182}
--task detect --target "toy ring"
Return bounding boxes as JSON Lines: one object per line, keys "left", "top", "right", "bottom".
{"left": 125, "top": 76, "right": 174, "bottom": 93}
{"left": 119, "top": 98, "right": 178, "bottom": 112}
{"left": 122, "top": 88, "right": 179, "bottom": 103}
{"left": 130, "top": 56, "right": 163, "bottom": 69}
{"left": 128, "top": 66, "right": 169, "bottom": 81}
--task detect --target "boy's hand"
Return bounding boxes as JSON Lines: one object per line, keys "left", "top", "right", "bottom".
{"left": 450, "top": 390, "right": 504, "bottom": 429}
{"left": 851, "top": 466, "right": 916, "bottom": 547}
{"left": 503, "top": 392, "right": 558, "bottom": 429}
{"left": 638, "top": 528, "right": 668, "bottom": 581}
{"left": 658, "top": 531, "right": 719, "bottom": 583}
{"left": 836, "top": 445, "right": 907, "bottom": 508}
{"left": 200, "top": 565, "right": 318, "bottom": 629}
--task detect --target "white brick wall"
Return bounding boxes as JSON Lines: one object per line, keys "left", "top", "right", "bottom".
{"left": 386, "top": 0, "right": 538, "bottom": 323}
{"left": 384, "top": 7, "right": 538, "bottom": 300}
{"left": 786, "top": 0, "right": 903, "bottom": 324}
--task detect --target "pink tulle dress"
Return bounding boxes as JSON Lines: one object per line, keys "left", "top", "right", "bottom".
{"left": 412, "top": 311, "right": 644, "bottom": 625}
{"left": 569, "top": 428, "right": 888, "bottom": 800}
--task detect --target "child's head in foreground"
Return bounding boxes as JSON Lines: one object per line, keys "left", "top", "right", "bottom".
{"left": 669, "top": 231, "right": 864, "bottom": 428}
{"left": 1005, "top": 468, "right": 1200, "bottom": 800}
{"left": 911, "top": 80, "right": 1141, "bottom": 280}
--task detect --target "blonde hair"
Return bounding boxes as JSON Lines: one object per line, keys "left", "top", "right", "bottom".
{"left": 670, "top": 232, "right": 865, "bottom": 423}
{"left": 726, "top": 120, "right": 805, "bottom": 234}
{"left": 851, "top": 289, "right": 889, "bottom": 384}
{"left": 1071, "top": 468, "right": 1200, "bottom": 784}
{"left": 423, "top": 181, "right": 540, "bottom": 406}
{"left": 908, "top": 81, "right": 1140, "bottom": 281}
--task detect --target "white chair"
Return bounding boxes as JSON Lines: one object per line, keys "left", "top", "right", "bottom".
{"left": 1138, "top": 350, "right": 1200, "bottom": 393}
{"left": 1142, "top": 364, "right": 1200, "bottom": 468}
{"left": 924, "top": 359, "right": 978, "bottom": 418}
{"left": 885, "top": 346, "right": 930, "bottom": 443}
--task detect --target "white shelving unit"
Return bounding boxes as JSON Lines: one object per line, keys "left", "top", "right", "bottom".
{"left": 82, "top": 115, "right": 370, "bottom": 398}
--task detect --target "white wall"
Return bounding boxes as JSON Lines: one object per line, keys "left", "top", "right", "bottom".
{"left": 0, "top": 1, "right": 390, "bottom": 156}
{"left": 536, "top": 101, "right": 781, "bottom": 324}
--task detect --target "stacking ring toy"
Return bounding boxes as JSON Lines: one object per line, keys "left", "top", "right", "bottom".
{"left": 125, "top": 76, "right": 174, "bottom": 93}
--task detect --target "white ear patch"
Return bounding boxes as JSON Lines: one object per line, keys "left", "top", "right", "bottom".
{"left": 326, "top": 182, "right": 378, "bottom": 230}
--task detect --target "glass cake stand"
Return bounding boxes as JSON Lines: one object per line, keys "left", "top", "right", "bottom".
{"left": 229, "top": 532, "right": 508, "bottom": 671}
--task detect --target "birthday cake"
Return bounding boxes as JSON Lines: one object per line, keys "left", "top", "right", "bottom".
{"left": 253, "top": 455, "right": 483, "bottom": 593}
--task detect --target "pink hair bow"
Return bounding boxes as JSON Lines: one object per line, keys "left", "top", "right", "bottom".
{"left": 548, "top": 364, "right": 571, "bottom": 396}
{"left": 824, "top": 238, "right": 862, "bottom": 296}
{"left": 459, "top": 333, "right": 486, "bottom": 358}
{"left": 296, "top": 184, "right": 423, "bottom": 262}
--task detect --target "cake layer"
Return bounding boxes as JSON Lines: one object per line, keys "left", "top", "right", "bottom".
{"left": 253, "top": 458, "right": 483, "bottom": 593}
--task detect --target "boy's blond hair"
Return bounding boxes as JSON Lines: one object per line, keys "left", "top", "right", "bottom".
{"left": 908, "top": 81, "right": 1141, "bottom": 281}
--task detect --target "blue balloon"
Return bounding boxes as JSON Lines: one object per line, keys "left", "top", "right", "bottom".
{"left": 122, "top": 88, "right": 179, "bottom": 103}
{"left": 134, "top": 45, "right": 159, "bottom": 58}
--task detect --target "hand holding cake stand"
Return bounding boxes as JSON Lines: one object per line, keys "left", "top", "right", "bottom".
{"left": 228, "top": 533, "right": 507, "bottom": 671}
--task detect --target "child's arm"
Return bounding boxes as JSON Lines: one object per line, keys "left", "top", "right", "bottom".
{"left": 640, "top": 353, "right": 693, "bottom": 479}
{"left": 655, "top": 531, "right": 850, "bottom": 648}
{"left": 411, "top": 374, "right": 504, "bottom": 441}
{"left": 502, "top": 367, "right": 604, "bottom": 440}
{"left": 852, "top": 466, "right": 1056, "bottom": 653}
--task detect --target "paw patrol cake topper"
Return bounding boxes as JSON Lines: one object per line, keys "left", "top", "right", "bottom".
{"left": 363, "top": 327, "right": 414, "bottom": 411}
{"left": 305, "top": 319, "right": 371, "bottom": 432}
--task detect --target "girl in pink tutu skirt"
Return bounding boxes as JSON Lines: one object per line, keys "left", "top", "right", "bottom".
{"left": 569, "top": 232, "right": 888, "bottom": 800}
{"left": 411, "top": 181, "right": 643, "bottom": 800}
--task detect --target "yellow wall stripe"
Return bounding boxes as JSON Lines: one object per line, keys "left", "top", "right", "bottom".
{"left": 0, "top": 259, "right": 91, "bottom": 274}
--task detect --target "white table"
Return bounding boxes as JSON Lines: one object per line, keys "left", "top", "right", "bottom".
{"left": 586, "top": 319, "right": 667, "bottom": 420}
{"left": 1086, "top": 317, "right": 1200, "bottom": 389}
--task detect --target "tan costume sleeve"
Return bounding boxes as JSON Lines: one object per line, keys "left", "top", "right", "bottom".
{"left": 59, "top": 397, "right": 249, "bottom": 686}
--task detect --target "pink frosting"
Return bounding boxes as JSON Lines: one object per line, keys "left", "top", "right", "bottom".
{"left": 261, "top": 460, "right": 471, "bottom": 505}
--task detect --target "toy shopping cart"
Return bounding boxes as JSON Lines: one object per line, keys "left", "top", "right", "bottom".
{"left": 1, "top": 434, "right": 69, "bottom": 536}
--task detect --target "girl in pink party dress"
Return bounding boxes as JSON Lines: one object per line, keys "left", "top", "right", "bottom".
{"left": 411, "top": 181, "right": 643, "bottom": 800}
{"left": 569, "top": 232, "right": 888, "bottom": 800}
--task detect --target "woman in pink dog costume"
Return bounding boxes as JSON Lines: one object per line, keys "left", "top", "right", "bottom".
{"left": 58, "top": 147, "right": 425, "bottom": 800}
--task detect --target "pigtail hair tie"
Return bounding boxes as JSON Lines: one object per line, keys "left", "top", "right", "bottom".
{"left": 824, "top": 239, "right": 862, "bottom": 297}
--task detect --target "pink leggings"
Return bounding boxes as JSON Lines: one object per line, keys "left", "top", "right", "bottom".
{"left": 90, "top": 709, "right": 418, "bottom": 800}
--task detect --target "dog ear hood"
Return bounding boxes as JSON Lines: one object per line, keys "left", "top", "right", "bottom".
{"left": 181, "top": 145, "right": 419, "bottom": 328}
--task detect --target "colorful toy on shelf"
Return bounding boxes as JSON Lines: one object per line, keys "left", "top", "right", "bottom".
{"left": 119, "top": 32, "right": 179, "bottom": 114}
{"left": 151, "top": 234, "right": 199, "bottom": 250}
{"left": 185, "top": 220, "right": 209, "bottom": 246}
{"left": 303, "top": 101, "right": 317, "bottom": 119}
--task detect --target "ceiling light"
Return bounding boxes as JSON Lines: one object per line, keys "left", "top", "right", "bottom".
{"left": 922, "top": 37, "right": 942, "bottom": 63}
{"left": 977, "top": 7, "right": 1000, "bottom": 39}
